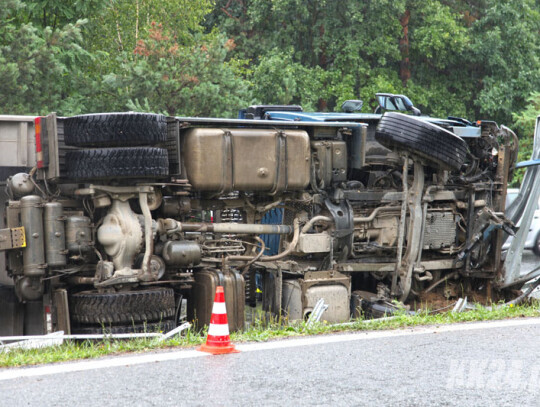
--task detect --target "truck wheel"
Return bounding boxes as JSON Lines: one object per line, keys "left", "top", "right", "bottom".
{"left": 71, "top": 320, "right": 176, "bottom": 335}
{"left": 70, "top": 287, "right": 175, "bottom": 325}
{"left": 65, "top": 147, "right": 169, "bottom": 179}
{"left": 64, "top": 113, "right": 167, "bottom": 147}
{"left": 375, "top": 112, "right": 468, "bottom": 171}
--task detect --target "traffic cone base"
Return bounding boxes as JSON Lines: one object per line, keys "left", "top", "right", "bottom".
{"left": 197, "top": 342, "right": 239, "bottom": 355}
{"left": 197, "top": 286, "right": 240, "bottom": 355}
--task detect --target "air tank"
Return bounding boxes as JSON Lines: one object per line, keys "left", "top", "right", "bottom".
{"left": 20, "top": 195, "right": 46, "bottom": 277}
{"left": 7, "top": 173, "right": 35, "bottom": 197}
{"left": 44, "top": 202, "right": 67, "bottom": 266}
{"left": 162, "top": 241, "right": 201, "bottom": 267}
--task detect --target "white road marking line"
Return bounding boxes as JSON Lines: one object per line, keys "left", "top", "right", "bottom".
{"left": 1, "top": 317, "right": 539, "bottom": 382}
{"left": 238, "top": 317, "right": 540, "bottom": 351}
{"left": 0, "top": 350, "right": 207, "bottom": 382}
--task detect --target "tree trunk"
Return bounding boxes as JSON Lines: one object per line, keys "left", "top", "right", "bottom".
{"left": 399, "top": 10, "right": 411, "bottom": 87}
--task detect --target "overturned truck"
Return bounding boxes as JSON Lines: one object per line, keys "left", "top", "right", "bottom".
{"left": 0, "top": 102, "right": 525, "bottom": 335}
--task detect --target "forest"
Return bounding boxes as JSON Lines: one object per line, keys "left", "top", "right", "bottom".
{"left": 1, "top": 0, "right": 540, "bottom": 179}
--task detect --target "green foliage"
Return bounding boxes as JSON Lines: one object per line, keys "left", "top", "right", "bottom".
{"left": 100, "top": 27, "right": 251, "bottom": 116}
{"left": 18, "top": 0, "right": 105, "bottom": 28}
{"left": 410, "top": 2, "right": 467, "bottom": 67}
{"left": 0, "top": 0, "right": 93, "bottom": 115}
{"left": 86, "top": 0, "right": 214, "bottom": 55}
{"left": 208, "top": 0, "right": 479, "bottom": 116}
{"left": 468, "top": 0, "right": 540, "bottom": 125}
{"left": 207, "top": 0, "right": 408, "bottom": 111}
{"left": 510, "top": 92, "right": 540, "bottom": 185}
{"left": 249, "top": 49, "right": 326, "bottom": 109}
{"left": 1, "top": 0, "right": 540, "bottom": 136}
{"left": 513, "top": 92, "right": 540, "bottom": 139}
{"left": 1, "top": 301, "right": 538, "bottom": 367}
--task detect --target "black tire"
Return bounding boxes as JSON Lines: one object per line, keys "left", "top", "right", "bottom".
{"left": 64, "top": 113, "right": 167, "bottom": 147}
{"left": 65, "top": 147, "right": 169, "bottom": 179}
{"left": 532, "top": 233, "right": 540, "bottom": 257}
{"left": 71, "top": 320, "right": 176, "bottom": 335}
{"left": 375, "top": 112, "right": 468, "bottom": 171}
{"left": 70, "top": 287, "right": 175, "bottom": 325}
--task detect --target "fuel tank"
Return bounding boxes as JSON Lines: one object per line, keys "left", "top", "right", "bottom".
{"left": 182, "top": 128, "right": 311, "bottom": 194}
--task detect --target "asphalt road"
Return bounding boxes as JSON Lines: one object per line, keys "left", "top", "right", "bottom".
{"left": 1, "top": 253, "right": 538, "bottom": 406}
{"left": 1, "top": 318, "right": 540, "bottom": 407}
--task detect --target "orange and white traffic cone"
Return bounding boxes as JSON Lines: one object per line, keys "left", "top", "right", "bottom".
{"left": 197, "top": 286, "right": 240, "bottom": 355}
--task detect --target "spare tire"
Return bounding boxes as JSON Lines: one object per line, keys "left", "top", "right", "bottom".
{"left": 64, "top": 113, "right": 167, "bottom": 147}
{"left": 65, "top": 147, "right": 169, "bottom": 179}
{"left": 375, "top": 112, "right": 468, "bottom": 171}
{"left": 70, "top": 287, "right": 175, "bottom": 325}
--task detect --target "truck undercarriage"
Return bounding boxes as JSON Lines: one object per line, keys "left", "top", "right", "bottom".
{"left": 0, "top": 107, "right": 530, "bottom": 335}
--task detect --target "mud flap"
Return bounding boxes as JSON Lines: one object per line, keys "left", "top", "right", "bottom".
{"left": 0, "top": 285, "right": 24, "bottom": 336}
{"left": 262, "top": 267, "right": 282, "bottom": 316}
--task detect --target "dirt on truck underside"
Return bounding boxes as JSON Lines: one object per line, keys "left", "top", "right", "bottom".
{"left": 415, "top": 286, "right": 506, "bottom": 313}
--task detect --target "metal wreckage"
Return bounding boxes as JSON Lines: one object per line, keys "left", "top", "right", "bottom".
{"left": 1, "top": 93, "right": 539, "bottom": 336}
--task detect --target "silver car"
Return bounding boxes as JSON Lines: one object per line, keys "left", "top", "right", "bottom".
{"left": 504, "top": 188, "right": 540, "bottom": 256}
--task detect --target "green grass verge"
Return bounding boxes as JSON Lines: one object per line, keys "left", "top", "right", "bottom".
{"left": 1, "top": 301, "right": 539, "bottom": 368}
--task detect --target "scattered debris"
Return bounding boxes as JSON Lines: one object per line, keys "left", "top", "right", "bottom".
{"left": 452, "top": 297, "right": 469, "bottom": 313}
{"left": 158, "top": 322, "right": 192, "bottom": 342}
{"left": 0, "top": 331, "right": 64, "bottom": 353}
{"left": 0, "top": 323, "right": 193, "bottom": 353}
{"left": 306, "top": 299, "right": 329, "bottom": 326}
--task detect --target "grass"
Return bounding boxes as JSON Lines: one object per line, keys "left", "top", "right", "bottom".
{"left": 1, "top": 301, "right": 539, "bottom": 368}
